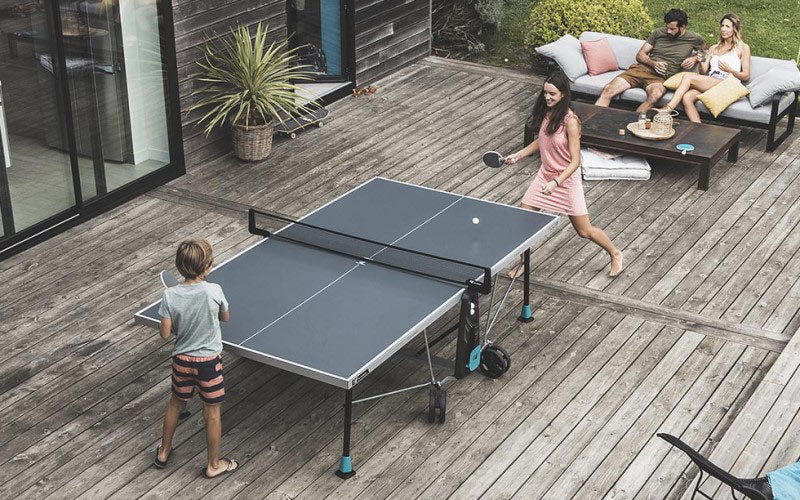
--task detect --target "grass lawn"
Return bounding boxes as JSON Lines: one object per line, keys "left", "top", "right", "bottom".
{"left": 471, "top": 0, "right": 800, "bottom": 70}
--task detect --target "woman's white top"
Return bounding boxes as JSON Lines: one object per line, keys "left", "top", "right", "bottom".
{"left": 708, "top": 48, "right": 742, "bottom": 79}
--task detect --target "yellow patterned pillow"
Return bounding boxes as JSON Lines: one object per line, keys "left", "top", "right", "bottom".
{"left": 697, "top": 76, "right": 750, "bottom": 117}
{"left": 663, "top": 72, "right": 693, "bottom": 90}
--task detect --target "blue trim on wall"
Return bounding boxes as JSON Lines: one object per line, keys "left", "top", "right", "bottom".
{"left": 320, "top": 0, "right": 341, "bottom": 75}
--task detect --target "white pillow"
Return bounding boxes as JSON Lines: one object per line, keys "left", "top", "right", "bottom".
{"left": 746, "top": 68, "right": 800, "bottom": 107}
{"left": 535, "top": 34, "right": 588, "bottom": 81}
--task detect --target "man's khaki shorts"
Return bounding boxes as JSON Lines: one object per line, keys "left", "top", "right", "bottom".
{"left": 618, "top": 64, "right": 665, "bottom": 88}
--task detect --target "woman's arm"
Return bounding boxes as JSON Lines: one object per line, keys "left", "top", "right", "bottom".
{"left": 718, "top": 44, "right": 750, "bottom": 81}
{"left": 697, "top": 44, "right": 715, "bottom": 74}
{"left": 734, "top": 44, "right": 751, "bottom": 81}
{"left": 505, "top": 137, "right": 540, "bottom": 164}
{"left": 546, "top": 117, "right": 582, "bottom": 192}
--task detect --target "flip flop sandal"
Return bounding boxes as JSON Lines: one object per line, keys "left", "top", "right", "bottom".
{"left": 203, "top": 457, "right": 239, "bottom": 479}
{"left": 153, "top": 446, "right": 171, "bottom": 469}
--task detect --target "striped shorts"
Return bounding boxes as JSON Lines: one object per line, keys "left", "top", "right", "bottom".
{"left": 171, "top": 354, "right": 225, "bottom": 404}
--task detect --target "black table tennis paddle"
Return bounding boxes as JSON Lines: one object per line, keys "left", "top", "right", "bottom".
{"left": 482, "top": 151, "right": 505, "bottom": 168}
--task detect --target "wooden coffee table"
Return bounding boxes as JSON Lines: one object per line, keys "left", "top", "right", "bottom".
{"left": 545, "top": 102, "right": 741, "bottom": 190}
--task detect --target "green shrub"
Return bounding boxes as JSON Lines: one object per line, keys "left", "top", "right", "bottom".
{"left": 474, "top": 0, "right": 505, "bottom": 28}
{"left": 525, "top": 0, "right": 654, "bottom": 49}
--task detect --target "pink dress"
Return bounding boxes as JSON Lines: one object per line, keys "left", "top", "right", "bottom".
{"left": 521, "top": 110, "right": 588, "bottom": 216}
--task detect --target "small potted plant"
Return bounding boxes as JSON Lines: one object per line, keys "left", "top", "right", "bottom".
{"left": 189, "top": 22, "right": 314, "bottom": 161}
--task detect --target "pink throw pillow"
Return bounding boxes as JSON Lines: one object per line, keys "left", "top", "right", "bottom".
{"left": 580, "top": 38, "right": 619, "bottom": 76}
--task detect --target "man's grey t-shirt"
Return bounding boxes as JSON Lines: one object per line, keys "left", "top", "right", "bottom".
{"left": 158, "top": 281, "right": 229, "bottom": 357}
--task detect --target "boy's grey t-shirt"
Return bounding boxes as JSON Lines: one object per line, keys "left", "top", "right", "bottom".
{"left": 158, "top": 281, "right": 229, "bottom": 357}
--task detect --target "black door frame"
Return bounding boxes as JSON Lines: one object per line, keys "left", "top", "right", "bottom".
{"left": 0, "top": 0, "right": 185, "bottom": 260}
{"left": 287, "top": 0, "right": 357, "bottom": 84}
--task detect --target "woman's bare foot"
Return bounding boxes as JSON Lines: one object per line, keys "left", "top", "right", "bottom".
{"left": 609, "top": 251, "right": 624, "bottom": 277}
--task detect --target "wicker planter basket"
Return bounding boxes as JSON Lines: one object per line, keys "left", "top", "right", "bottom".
{"left": 231, "top": 121, "right": 273, "bottom": 161}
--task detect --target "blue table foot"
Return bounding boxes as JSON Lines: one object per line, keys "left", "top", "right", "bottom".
{"left": 518, "top": 304, "right": 534, "bottom": 323}
{"left": 335, "top": 455, "right": 356, "bottom": 479}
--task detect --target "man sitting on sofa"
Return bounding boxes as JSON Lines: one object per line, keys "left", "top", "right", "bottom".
{"left": 595, "top": 8, "right": 707, "bottom": 113}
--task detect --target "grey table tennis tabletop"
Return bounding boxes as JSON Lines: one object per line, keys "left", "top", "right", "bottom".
{"left": 135, "top": 177, "right": 557, "bottom": 389}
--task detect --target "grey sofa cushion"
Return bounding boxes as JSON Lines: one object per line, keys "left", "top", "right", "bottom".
{"left": 571, "top": 71, "right": 623, "bottom": 95}
{"left": 696, "top": 93, "right": 795, "bottom": 124}
{"left": 746, "top": 69, "right": 800, "bottom": 107}
{"left": 748, "top": 56, "right": 798, "bottom": 82}
{"left": 535, "top": 34, "right": 587, "bottom": 81}
{"left": 579, "top": 32, "right": 643, "bottom": 69}
{"left": 571, "top": 71, "right": 675, "bottom": 106}
{"left": 619, "top": 87, "right": 674, "bottom": 106}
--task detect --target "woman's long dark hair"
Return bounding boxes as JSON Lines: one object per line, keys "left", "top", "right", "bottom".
{"left": 527, "top": 70, "right": 573, "bottom": 136}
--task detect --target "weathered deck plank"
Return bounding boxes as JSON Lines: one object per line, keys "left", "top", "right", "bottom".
{"left": 1, "top": 57, "right": 798, "bottom": 500}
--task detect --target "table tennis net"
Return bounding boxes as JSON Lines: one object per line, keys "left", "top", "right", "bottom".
{"left": 249, "top": 208, "right": 491, "bottom": 294}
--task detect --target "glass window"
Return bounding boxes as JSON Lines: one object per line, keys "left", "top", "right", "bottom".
{"left": 58, "top": 0, "right": 171, "bottom": 196}
{"left": 0, "top": 0, "right": 178, "bottom": 253}
{"left": 0, "top": 2, "right": 77, "bottom": 232}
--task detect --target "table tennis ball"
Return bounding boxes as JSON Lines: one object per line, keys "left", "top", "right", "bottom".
{"left": 472, "top": 217, "right": 480, "bottom": 224}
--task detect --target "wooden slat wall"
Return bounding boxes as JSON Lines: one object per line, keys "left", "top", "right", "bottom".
{"left": 171, "top": 0, "right": 432, "bottom": 166}
{"left": 171, "top": 0, "right": 287, "bottom": 168}
{"left": 354, "top": 0, "right": 431, "bottom": 85}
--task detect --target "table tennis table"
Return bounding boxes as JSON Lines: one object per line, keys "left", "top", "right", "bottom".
{"left": 135, "top": 177, "right": 557, "bottom": 478}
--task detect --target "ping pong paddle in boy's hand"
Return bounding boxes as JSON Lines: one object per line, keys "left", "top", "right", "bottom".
{"left": 160, "top": 270, "right": 180, "bottom": 288}
{"left": 482, "top": 151, "right": 506, "bottom": 168}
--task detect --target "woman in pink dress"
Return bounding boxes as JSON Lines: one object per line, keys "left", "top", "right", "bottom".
{"left": 506, "top": 70, "right": 623, "bottom": 278}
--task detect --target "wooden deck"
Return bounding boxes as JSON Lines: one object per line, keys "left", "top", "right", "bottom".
{"left": 1, "top": 56, "right": 799, "bottom": 499}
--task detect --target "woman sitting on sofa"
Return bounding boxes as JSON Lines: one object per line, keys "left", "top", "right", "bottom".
{"left": 661, "top": 13, "right": 751, "bottom": 122}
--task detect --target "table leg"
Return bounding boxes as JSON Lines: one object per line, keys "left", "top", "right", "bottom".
{"left": 698, "top": 164, "right": 710, "bottom": 191}
{"left": 727, "top": 141, "right": 740, "bottom": 162}
{"left": 518, "top": 249, "right": 534, "bottom": 323}
{"left": 454, "top": 292, "right": 479, "bottom": 378}
{"left": 335, "top": 389, "right": 356, "bottom": 479}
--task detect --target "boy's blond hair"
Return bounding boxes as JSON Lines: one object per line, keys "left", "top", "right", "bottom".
{"left": 175, "top": 239, "right": 213, "bottom": 279}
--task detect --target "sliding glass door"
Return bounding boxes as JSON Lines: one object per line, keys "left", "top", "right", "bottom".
{"left": 0, "top": 1, "right": 79, "bottom": 234}
{"left": 0, "top": 0, "right": 179, "bottom": 255}
{"left": 288, "top": 0, "right": 348, "bottom": 81}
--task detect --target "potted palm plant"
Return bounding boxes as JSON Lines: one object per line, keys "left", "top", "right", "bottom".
{"left": 189, "top": 22, "right": 314, "bottom": 161}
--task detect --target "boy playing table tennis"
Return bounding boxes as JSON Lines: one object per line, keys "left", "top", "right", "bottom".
{"left": 154, "top": 239, "right": 238, "bottom": 478}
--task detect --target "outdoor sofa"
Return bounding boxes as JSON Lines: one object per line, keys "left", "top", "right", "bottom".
{"left": 533, "top": 31, "right": 799, "bottom": 151}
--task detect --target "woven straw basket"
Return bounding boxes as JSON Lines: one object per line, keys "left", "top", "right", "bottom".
{"left": 232, "top": 121, "right": 273, "bottom": 161}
